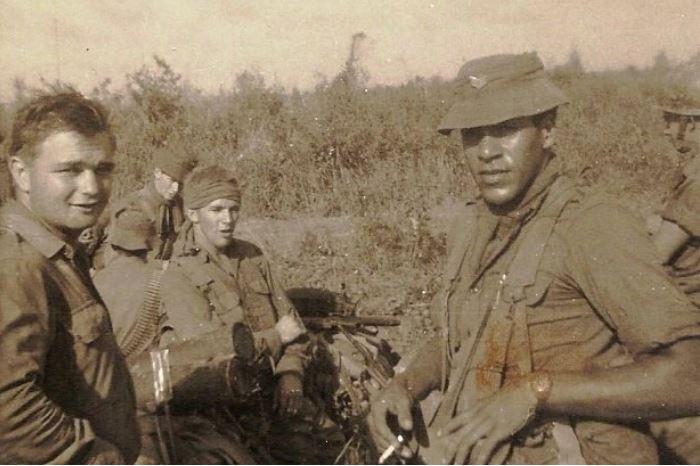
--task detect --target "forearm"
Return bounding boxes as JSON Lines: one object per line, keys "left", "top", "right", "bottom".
{"left": 394, "top": 336, "right": 443, "bottom": 401}
{"left": 542, "top": 339, "right": 700, "bottom": 421}
{"left": 276, "top": 336, "right": 309, "bottom": 376}
{"left": 0, "top": 382, "right": 99, "bottom": 463}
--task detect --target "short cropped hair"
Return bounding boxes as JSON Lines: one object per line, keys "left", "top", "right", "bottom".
{"left": 8, "top": 92, "right": 116, "bottom": 160}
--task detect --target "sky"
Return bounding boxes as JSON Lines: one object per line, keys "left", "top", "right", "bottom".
{"left": 1, "top": 0, "right": 699, "bottom": 100}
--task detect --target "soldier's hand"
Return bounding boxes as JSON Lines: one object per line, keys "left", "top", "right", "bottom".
{"left": 276, "top": 371, "right": 304, "bottom": 417}
{"left": 275, "top": 314, "right": 305, "bottom": 344}
{"left": 85, "top": 437, "right": 125, "bottom": 465}
{"left": 367, "top": 378, "right": 415, "bottom": 459}
{"left": 436, "top": 381, "right": 537, "bottom": 464}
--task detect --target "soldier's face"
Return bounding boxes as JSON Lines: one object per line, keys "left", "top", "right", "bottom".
{"left": 189, "top": 198, "right": 241, "bottom": 251}
{"left": 154, "top": 169, "right": 179, "bottom": 201}
{"left": 664, "top": 117, "right": 699, "bottom": 155}
{"left": 461, "top": 116, "right": 551, "bottom": 208}
{"left": 10, "top": 130, "right": 115, "bottom": 236}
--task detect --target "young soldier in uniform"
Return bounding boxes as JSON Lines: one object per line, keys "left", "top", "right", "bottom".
{"left": 368, "top": 53, "right": 700, "bottom": 464}
{"left": 0, "top": 92, "right": 139, "bottom": 463}
{"left": 108, "top": 166, "right": 343, "bottom": 463}
{"left": 648, "top": 104, "right": 700, "bottom": 464}
{"left": 91, "top": 145, "right": 196, "bottom": 268}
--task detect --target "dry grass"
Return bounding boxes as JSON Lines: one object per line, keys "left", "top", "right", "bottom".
{"left": 1, "top": 54, "right": 699, "bottom": 346}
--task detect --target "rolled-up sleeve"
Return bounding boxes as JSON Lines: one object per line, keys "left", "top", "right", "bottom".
{"left": 565, "top": 202, "right": 700, "bottom": 355}
{"left": 0, "top": 258, "right": 99, "bottom": 463}
{"left": 263, "top": 261, "right": 309, "bottom": 376}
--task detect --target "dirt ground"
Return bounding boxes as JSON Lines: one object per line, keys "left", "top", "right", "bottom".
{"left": 234, "top": 201, "right": 462, "bottom": 356}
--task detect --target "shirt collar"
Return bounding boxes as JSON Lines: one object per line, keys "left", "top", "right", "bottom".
{"left": 175, "top": 223, "right": 241, "bottom": 270}
{"left": 0, "top": 200, "right": 68, "bottom": 258}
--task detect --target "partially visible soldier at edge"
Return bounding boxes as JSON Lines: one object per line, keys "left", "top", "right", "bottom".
{"left": 89, "top": 145, "right": 196, "bottom": 269}
{"left": 648, "top": 103, "right": 700, "bottom": 464}
{"left": 368, "top": 52, "right": 700, "bottom": 464}
{"left": 0, "top": 92, "right": 139, "bottom": 463}
{"left": 650, "top": 103, "right": 700, "bottom": 307}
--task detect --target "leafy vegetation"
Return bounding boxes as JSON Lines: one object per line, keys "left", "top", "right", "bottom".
{"left": 1, "top": 47, "right": 699, "bottom": 350}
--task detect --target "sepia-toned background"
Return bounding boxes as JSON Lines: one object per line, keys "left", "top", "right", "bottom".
{"left": 2, "top": 0, "right": 700, "bottom": 351}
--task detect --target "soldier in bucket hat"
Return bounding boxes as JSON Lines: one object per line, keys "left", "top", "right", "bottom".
{"left": 368, "top": 52, "right": 700, "bottom": 464}
{"left": 647, "top": 102, "right": 700, "bottom": 464}
{"left": 87, "top": 145, "right": 197, "bottom": 269}
{"left": 650, "top": 103, "right": 700, "bottom": 303}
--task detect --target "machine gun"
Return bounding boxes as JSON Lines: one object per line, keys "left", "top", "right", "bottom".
{"left": 302, "top": 315, "right": 400, "bottom": 331}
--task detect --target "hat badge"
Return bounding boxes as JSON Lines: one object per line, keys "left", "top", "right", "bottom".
{"left": 469, "top": 75, "right": 487, "bottom": 89}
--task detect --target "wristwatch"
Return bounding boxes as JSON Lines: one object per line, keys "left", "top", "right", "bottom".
{"left": 527, "top": 371, "right": 553, "bottom": 407}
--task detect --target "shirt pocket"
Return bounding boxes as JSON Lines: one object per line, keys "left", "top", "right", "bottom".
{"left": 69, "top": 300, "right": 111, "bottom": 344}
{"left": 240, "top": 266, "right": 277, "bottom": 331}
{"left": 523, "top": 271, "right": 554, "bottom": 307}
{"left": 245, "top": 270, "right": 271, "bottom": 295}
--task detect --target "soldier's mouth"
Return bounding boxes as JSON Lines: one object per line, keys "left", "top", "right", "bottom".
{"left": 479, "top": 169, "right": 509, "bottom": 184}
{"left": 70, "top": 203, "right": 101, "bottom": 213}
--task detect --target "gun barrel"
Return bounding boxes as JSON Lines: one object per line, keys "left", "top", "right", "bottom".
{"left": 301, "top": 316, "right": 401, "bottom": 327}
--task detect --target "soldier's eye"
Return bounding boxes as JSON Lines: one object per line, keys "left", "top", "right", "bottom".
{"left": 96, "top": 164, "right": 115, "bottom": 176}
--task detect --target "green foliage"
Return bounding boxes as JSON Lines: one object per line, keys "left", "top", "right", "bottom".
{"left": 1, "top": 53, "right": 698, "bottom": 341}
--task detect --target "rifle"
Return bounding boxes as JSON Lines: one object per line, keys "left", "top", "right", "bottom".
{"left": 301, "top": 315, "right": 400, "bottom": 330}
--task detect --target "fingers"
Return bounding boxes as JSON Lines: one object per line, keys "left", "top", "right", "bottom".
{"left": 454, "top": 436, "right": 476, "bottom": 465}
{"left": 279, "top": 390, "right": 303, "bottom": 417}
{"left": 394, "top": 391, "right": 414, "bottom": 432}
{"left": 470, "top": 437, "right": 501, "bottom": 465}
{"left": 287, "top": 390, "right": 302, "bottom": 415}
{"left": 369, "top": 401, "right": 395, "bottom": 451}
{"left": 440, "top": 402, "right": 485, "bottom": 435}
{"left": 368, "top": 384, "right": 416, "bottom": 460}
{"left": 442, "top": 413, "right": 492, "bottom": 464}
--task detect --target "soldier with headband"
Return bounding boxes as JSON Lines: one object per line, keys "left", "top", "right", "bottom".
{"left": 109, "top": 165, "right": 344, "bottom": 463}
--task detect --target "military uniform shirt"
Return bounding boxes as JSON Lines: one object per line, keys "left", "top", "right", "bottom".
{"left": 442, "top": 172, "right": 700, "bottom": 464}
{"left": 161, "top": 237, "right": 308, "bottom": 376}
{"left": 0, "top": 200, "right": 139, "bottom": 463}
{"left": 109, "top": 180, "right": 184, "bottom": 261}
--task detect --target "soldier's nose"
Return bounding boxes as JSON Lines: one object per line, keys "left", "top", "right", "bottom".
{"left": 78, "top": 170, "right": 99, "bottom": 196}
{"left": 478, "top": 135, "right": 500, "bottom": 161}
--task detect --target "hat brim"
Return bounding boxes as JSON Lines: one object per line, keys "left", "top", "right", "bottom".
{"left": 659, "top": 107, "right": 700, "bottom": 117}
{"left": 109, "top": 228, "right": 151, "bottom": 251}
{"left": 437, "top": 78, "right": 568, "bottom": 135}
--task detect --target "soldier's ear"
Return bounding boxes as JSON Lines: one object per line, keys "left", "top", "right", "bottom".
{"left": 8, "top": 155, "right": 31, "bottom": 194}
{"left": 186, "top": 208, "right": 199, "bottom": 223}
{"left": 538, "top": 112, "right": 556, "bottom": 150}
{"left": 542, "top": 126, "right": 556, "bottom": 150}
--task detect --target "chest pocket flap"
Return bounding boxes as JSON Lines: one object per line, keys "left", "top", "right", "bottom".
{"left": 241, "top": 261, "right": 272, "bottom": 295}
{"left": 69, "top": 300, "right": 110, "bottom": 344}
{"left": 523, "top": 271, "right": 554, "bottom": 306}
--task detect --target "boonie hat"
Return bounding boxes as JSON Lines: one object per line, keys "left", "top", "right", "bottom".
{"left": 110, "top": 210, "right": 154, "bottom": 251}
{"left": 153, "top": 147, "right": 197, "bottom": 182}
{"left": 438, "top": 52, "right": 568, "bottom": 135}
{"left": 660, "top": 107, "right": 700, "bottom": 118}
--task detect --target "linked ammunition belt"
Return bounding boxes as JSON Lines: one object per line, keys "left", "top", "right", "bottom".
{"left": 121, "top": 263, "right": 167, "bottom": 360}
